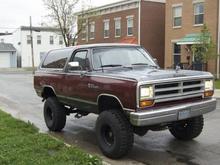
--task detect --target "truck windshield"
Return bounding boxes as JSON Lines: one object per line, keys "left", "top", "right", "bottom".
{"left": 92, "top": 47, "right": 157, "bottom": 70}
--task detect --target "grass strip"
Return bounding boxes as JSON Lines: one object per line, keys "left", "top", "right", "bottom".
{"left": 0, "top": 110, "right": 102, "bottom": 165}
{"left": 215, "top": 80, "right": 220, "bottom": 89}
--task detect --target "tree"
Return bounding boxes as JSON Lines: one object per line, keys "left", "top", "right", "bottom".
{"left": 191, "top": 24, "right": 218, "bottom": 63}
{"left": 43, "top": 0, "right": 90, "bottom": 47}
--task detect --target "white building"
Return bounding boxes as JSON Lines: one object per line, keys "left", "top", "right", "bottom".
{"left": 0, "top": 26, "right": 65, "bottom": 67}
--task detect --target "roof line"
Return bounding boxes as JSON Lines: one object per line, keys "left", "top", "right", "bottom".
{"left": 76, "top": 0, "right": 165, "bottom": 15}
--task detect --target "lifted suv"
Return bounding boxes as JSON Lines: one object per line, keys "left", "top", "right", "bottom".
{"left": 34, "top": 43, "right": 216, "bottom": 159}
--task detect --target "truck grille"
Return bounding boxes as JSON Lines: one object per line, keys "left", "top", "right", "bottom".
{"left": 154, "top": 80, "right": 204, "bottom": 103}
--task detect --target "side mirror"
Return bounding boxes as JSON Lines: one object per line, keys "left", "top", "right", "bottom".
{"left": 68, "top": 61, "right": 79, "bottom": 68}
{"left": 153, "top": 58, "right": 158, "bottom": 64}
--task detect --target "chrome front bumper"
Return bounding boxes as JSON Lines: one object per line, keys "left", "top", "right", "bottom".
{"left": 130, "top": 98, "right": 217, "bottom": 126}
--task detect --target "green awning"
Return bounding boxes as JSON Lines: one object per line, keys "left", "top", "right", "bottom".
{"left": 177, "top": 33, "right": 210, "bottom": 45}
{"left": 177, "top": 33, "right": 201, "bottom": 45}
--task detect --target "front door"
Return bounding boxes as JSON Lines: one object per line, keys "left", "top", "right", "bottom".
{"left": 173, "top": 43, "right": 181, "bottom": 68}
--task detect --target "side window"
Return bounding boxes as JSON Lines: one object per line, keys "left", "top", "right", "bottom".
{"left": 42, "top": 50, "right": 70, "bottom": 69}
{"left": 173, "top": 6, "right": 182, "bottom": 27}
{"left": 127, "top": 16, "right": 134, "bottom": 36}
{"left": 27, "top": 35, "right": 31, "bottom": 44}
{"left": 70, "top": 51, "right": 88, "bottom": 71}
{"left": 194, "top": 3, "right": 204, "bottom": 25}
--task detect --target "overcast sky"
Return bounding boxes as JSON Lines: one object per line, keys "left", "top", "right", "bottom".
{"left": 0, "top": 0, "right": 121, "bottom": 32}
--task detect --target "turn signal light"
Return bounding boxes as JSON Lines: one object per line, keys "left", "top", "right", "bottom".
{"left": 140, "top": 100, "right": 154, "bottom": 108}
{"left": 204, "top": 91, "right": 214, "bottom": 97}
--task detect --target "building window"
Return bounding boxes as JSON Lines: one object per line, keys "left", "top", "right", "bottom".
{"left": 114, "top": 18, "right": 121, "bottom": 37}
{"left": 103, "top": 19, "right": 110, "bottom": 38}
{"left": 59, "top": 36, "right": 63, "bottom": 45}
{"left": 194, "top": 3, "right": 204, "bottom": 25}
{"left": 127, "top": 16, "right": 134, "bottom": 36}
{"left": 173, "top": 43, "right": 181, "bottom": 66}
{"left": 50, "top": 36, "right": 54, "bottom": 45}
{"left": 89, "top": 22, "right": 95, "bottom": 40}
{"left": 37, "top": 35, "right": 41, "bottom": 45}
{"left": 81, "top": 23, "right": 87, "bottom": 41}
{"left": 173, "top": 6, "right": 182, "bottom": 27}
{"left": 27, "top": 35, "right": 31, "bottom": 44}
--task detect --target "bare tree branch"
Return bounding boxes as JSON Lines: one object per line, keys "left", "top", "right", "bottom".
{"left": 43, "top": 0, "right": 86, "bottom": 47}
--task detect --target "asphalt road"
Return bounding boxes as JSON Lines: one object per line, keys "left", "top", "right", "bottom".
{"left": 0, "top": 73, "right": 220, "bottom": 165}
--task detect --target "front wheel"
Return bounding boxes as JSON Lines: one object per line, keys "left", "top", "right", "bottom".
{"left": 169, "top": 115, "right": 204, "bottom": 141}
{"left": 96, "top": 110, "right": 134, "bottom": 159}
{"left": 44, "top": 97, "right": 66, "bottom": 132}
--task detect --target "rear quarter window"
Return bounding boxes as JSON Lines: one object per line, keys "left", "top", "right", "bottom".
{"left": 42, "top": 49, "right": 71, "bottom": 69}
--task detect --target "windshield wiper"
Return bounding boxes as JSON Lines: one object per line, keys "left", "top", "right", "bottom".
{"left": 132, "top": 63, "right": 158, "bottom": 68}
{"left": 101, "top": 64, "right": 122, "bottom": 68}
{"left": 132, "top": 63, "right": 149, "bottom": 66}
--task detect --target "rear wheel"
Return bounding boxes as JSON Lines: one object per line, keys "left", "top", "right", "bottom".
{"left": 44, "top": 97, "right": 66, "bottom": 132}
{"left": 96, "top": 109, "right": 134, "bottom": 159}
{"left": 169, "top": 115, "right": 204, "bottom": 140}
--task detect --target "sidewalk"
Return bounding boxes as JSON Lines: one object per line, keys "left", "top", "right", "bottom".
{"left": 0, "top": 68, "right": 33, "bottom": 74}
{"left": 214, "top": 89, "right": 220, "bottom": 98}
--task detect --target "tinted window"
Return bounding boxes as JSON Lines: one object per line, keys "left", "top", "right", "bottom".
{"left": 70, "top": 51, "right": 88, "bottom": 71}
{"left": 42, "top": 49, "right": 71, "bottom": 69}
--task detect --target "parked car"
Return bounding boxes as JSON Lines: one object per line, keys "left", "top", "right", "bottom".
{"left": 34, "top": 43, "right": 216, "bottom": 159}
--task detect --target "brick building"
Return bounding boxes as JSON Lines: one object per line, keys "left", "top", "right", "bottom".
{"left": 77, "top": 0, "right": 165, "bottom": 67}
{"left": 165, "top": 0, "right": 220, "bottom": 77}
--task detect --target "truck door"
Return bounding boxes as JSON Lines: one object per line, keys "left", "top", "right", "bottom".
{"left": 63, "top": 49, "right": 98, "bottom": 113}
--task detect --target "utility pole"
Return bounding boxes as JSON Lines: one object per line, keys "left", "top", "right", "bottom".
{"left": 30, "top": 16, "right": 35, "bottom": 74}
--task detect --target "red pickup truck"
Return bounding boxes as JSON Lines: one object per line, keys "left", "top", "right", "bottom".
{"left": 34, "top": 43, "right": 216, "bottom": 159}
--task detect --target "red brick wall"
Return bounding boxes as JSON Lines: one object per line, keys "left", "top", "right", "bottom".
{"left": 165, "top": 0, "right": 218, "bottom": 75}
{"left": 140, "top": 1, "right": 165, "bottom": 67}
{"left": 77, "top": 8, "right": 139, "bottom": 45}
{"left": 77, "top": 1, "right": 165, "bottom": 68}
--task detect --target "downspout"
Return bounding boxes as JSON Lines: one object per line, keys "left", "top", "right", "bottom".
{"left": 217, "top": 0, "right": 220, "bottom": 79}
{"left": 138, "top": 0, "right": 141, "bottom": 45}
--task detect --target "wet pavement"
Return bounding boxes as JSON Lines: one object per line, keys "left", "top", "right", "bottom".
{"left": 0, "top": 73, "right": 220, "bottom": 165}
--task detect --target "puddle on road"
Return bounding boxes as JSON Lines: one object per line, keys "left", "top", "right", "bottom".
{"left": 166, "top": 150, "right": 199, "bottom": 165}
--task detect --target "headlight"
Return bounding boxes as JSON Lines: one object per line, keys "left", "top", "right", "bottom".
{"left": 139, "top": 85, "right": 154, "bottom": 108}
{"left": 204, "top": 80, "right": 214, "bottom": 97}
{"left": 140, "top": 85, "right": 154, "bottom": 100}
{"left": 205, "top": 80, "right": 214, "bottom": 91}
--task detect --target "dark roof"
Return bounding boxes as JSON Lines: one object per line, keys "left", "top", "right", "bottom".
{"left": 0, "top": 43, "right": 16, "bottom": 52}
{"left": 20, "top": 26, "right": 61, "bottom": 32}
{"left": 0, "top": 33, "right": 12, "bottom": 36}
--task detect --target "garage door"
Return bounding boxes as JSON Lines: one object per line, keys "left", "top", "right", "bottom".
{"left": 0, "top": 53, "right": 10, "bottom": 68}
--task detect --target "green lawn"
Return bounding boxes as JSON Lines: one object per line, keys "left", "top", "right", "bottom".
{"left": 0, "top": 110, "right": 102, "bottom": 165}
{"left": 215, "top": 80, "right": 220, "bottom": 89}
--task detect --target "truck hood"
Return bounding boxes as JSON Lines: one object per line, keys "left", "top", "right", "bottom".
{"left": 96, "top": 67, "right": 213, "bottom": 82}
